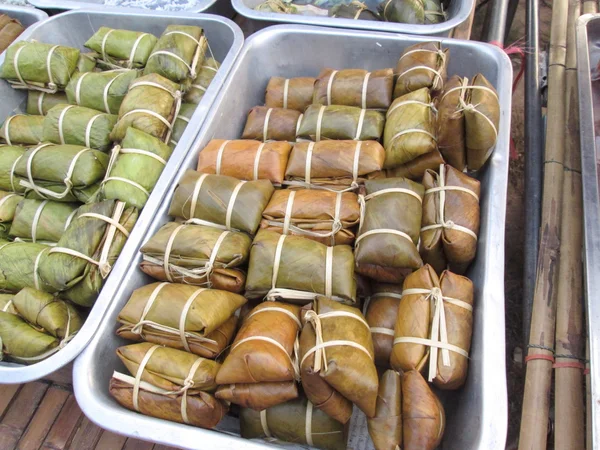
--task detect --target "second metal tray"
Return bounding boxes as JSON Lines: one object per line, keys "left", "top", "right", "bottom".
{"left": 0, "top": 4, "right": 48, "bottom": 30}
{"left": 27, "top": 0, "right": 234, "bottom": 16}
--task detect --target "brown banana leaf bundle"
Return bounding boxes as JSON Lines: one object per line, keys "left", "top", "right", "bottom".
{"left": 117, "top": 282, "right": 246, "bottom": 358}
{"left": 0, "top": 41, "right": 80, "bottom": 91}
{"left": 110, "top": 73, "right": 180, "bottom": 143}
{"left": 384, "top": 149, "right": 444, "bottom": 181}
{"left": 364, "top": 283, "right": 402, "bottom": 368}
{"left": 438, "top": 75, "right": 467, "bottom": 170}
{"left": 170, "top": 103, "right": 195, "bottom": 146}
{"left": 240, "top": 397, "right": 348, "bottom": 450}
{"left": 196, "top": 139, "right": 292, "bottom": 185}
{"left": 299, "top": 296, "right": 378, "bottom": 423}
{"left": 313, "top": 68, "right": 393, "bottom": 110}
{"left": 215, "top": 382, "right": 299, "bottom": 411}
{"left": 0, "top": 312, "right": 59, "bottom": 363}
{"left": 84, "top": 27, "right": 157, "bottom": 69}
{"left": 0, "top": 190, "right": 21, "bottom": 223}
{"left": 9, "top": 199, "right": 78, "bottom": 244}
{"left": 285, "top": 140, "right": 386, "bottom": 189}
{"left": 109, "top": 374, "right": 227, "bottom": 428}
{"left": 0, "top": 240, "right": 52, "bottom": 293}
{"left": 0, "top": 114, "right": 44, "bottom": 146}
{"left": 421, "top": 164, "right": 480, "bottom": 274}
{"left": 43, "top": 105, "right": 118, "bottom": 151}
{"left": 383, "top": 88, "right": 437, "bottom": 168}
{"left": 117, "top": 342, "right": 221, "bottom": 393}
{"left": 265, "top": 76, "right": 316, "bottom": 112}
{"left": 183, "top": 57, "right": 220, "bottom": 104}
{"left": 355, "top": 178, "right": 424, "bottom": 282}
{"left": 246, "top": 230, "right": 356, "bottom": 304}
{"left": 26, "top": 91, "right": 69, "bottom": 116}
{"left": 242, "top": 106, "right": 302, "bottom": 142}
{"left": 102, "top": 127, "right": 173, "bottom": 209}
{"left": 144, "top": 25, "right": 205, "bottom": 83}
{"left": 66, "top": 69, "right": 140, "bottom": 115}
{"left": 0, "top": 294, "right": 17, "bottom": 314}
{"left": 260, "top": 188, "right": 360, "bottom": 245}
{"left": 391, "top": 265, "right": 474, "bottom": 389}
{"left": 0, "top": 145, "right": 26, "bottom": 193}
{"left": 168, "top": 171, "right": 274, "bottom": 235}
{"left": 297, "top": 104, "right": 385, "bottom": 141}
{"left": 330, "top": 2, "right": 380, "bottom": 20}
{"left": 0, "top": 14, "right": 24, "bottom": 54}
{"left": 394, "top": 42, "right": 448, "bottom": 98}
{"left": 139, "top": 222, "right": 250, "bottom": 293}
{"left": 367, "top": 370, "right": 402, "bottom": 450}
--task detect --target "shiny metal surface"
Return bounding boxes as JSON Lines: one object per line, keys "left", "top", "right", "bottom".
{"left": 26, "top": 0, "right": 233, "bottom": 15}
{"left": 576, "top": 13, "right": 600, "bottom": 449}
{"left": 0, "top": 8, "right": 243, "bottom": 384}
{"left": 0, "top": 4, "right": 48, "bottom": 30}
{"left": 74, "top": 24, "right": 511, "bottom": 450}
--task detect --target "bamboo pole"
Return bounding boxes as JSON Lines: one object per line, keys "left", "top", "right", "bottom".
{"left": 553, "top": 1, "right": 585, "bottom": 449}
{"left": 518, "top": 0, "right": 569, "bottom": 447}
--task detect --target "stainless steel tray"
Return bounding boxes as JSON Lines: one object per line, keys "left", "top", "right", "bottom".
{"left": 74, "top": 24, "right": 512, "bottom": 450}
{"left": 0, "top": 4, "right": 47, "bottom": 30}
{"left": 27, "top": 0, "right": 234, "bottom": 16}
{"left": 0, "top": 8, "right": 243, "bottom": 384}
{"left": 232, "top": 0, "right": 473, "bottom": 36}
{"left": 576, "top": 13, "right": 600, "bottom": 450}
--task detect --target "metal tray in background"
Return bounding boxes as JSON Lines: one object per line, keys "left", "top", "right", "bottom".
{"left": 74, "top": 24, "right": 512, "bottom": 450}
{"left": 576, "top": 13, "right": 600, "bottom": 450}
{"left": 0, "top": 4, "right": 48, "bottom": 30}
{"left": 232, "top": 0, "right": 473, "bottom": 36}
{"left": 0, "top": 8, "right": 243, "bottom": 384}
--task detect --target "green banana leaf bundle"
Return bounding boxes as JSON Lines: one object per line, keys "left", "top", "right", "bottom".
{"left": 26, "top": 91, "right": 69, "bottom": 116}
{"left": 297, "top": 104, "right": 385, "bottom": 141}
{"left": 0, "top": 240, "right": 52, "bottom": 293}
{"left": 140, "top": 222, "right": 250, "bottom": 293}
{"left": 9, "top": 199, "right": 78, "bottom": 244}
{"left": 0, "top": 114, "right": 44, "bottom": 146}
{"left": 168, "top": 171, "right": 274, "bottom": 235}
{"left": 13, "top": 144, "right": 108, "bottom": 203}
{"left": 394, "top": 42, "right": 448, "bottom": 98}
{"left": 110, "top": 73, "right": 180, "bottom": 143}
{"left": 0, "top": 14, "right": 24, "bottom": 54}
{"left": 355, "top": 178, "right": 424, "bottom": 282}
{"left": 264, "top": 76, "right": 315, "bottom": 112}
{"left": 117, "top": 342, "right": 221, "bottom": 393}
{"left": 84, "top": 27, "right": 158, "bottom": 70}
{"left": 43, "top": 105, "right": 118, "bottom": 151}
{"left": 245, "top": 229, "right": 356, "bottom": 304}
{"left": 367, "top": 370, "right": 402, "bottom": 450}
{"left": 0, "top": 293, "right": 17, "bottom": 314}
{"left": 0, "top": 145, "right": 26, "bottom": 193}
{"left": 144, "top": 25, "right": 205, "bottom": 83}
{"left": 254, "top": 0, "right": 298, "bottom": 13}
{"left": 215, "top": 382, "right": 298, "bottom": 411}
{"left": 383, "top": 88, "right": 437, "bottom": 168}
{"left": 0, "top": 312, "right": 58, "bottom": 363}
{"left": 330, "top": 2, "right": 380, "bottom": 20}
{"left": 241, "top": 106, "right": 302, "bottom": 142}
{"left": 240, "top": 397, "right": 348, "bottom": 450}
{"left": 117, "top": 282, "right": 246, "bottom": 358}
{"left": 78, "top": 53, "right": 98, "bottom": 73}
{"left": 66, "top": 69, "right": 140, "bottom": 115}
{"left": 170, "top": 103, "right": 196, "bottom": 146}
{"left": 102, "top": 127, "right": 173, "bottom": 209}
{"left": 183, "top": 57, "right": 220, "bottom": 104}
{"left": 385, "top": 148, "right": 445, "bottom": 180}
{"left": 0, "top": 41, "right": 80, "bottom": 92}
{"left": 313, "top": 68, "right": 393, "bottom": 110}
{"left": 0, "top": 190, "right": 22, "bottom": 224}
{"left": 380, "top": 0, "right": 444, "bottom": 24}
{"left": 364, "top": 283, "right": 402, "bottom": 368}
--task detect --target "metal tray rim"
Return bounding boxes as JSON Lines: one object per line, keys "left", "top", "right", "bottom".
{"left": 0, "top": 4, "right": 48, "bottom": 23}
{"left": 26, "top": 0, "right": 223, "bottom": 13}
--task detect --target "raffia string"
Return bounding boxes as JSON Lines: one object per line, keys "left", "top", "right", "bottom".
{"left": 282, "top": 79, "right": 290, "bottom": 109}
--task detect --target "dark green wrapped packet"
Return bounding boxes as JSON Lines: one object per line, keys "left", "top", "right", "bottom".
{"left": 380, "top": 0, "right": 443, "bottom": 23}
{"left": 330, "top": 1, "right": 380, "bottom": 20}
{"left": 170, "top": 103, "right": 196, "bottom": 147}
{"left": 0, "top": 145, "right": 26, "bottom": 193}
{"left": 183, "top": 57, "right": 220, "bottom": 104}
{"left": 84, "top": 27, "right": 157, "bottom": 69}
{"left": 0, "top": 114, "right": 44, "bottom": 146}
{"left": 0, "top": 312, "right": 58, "bottom": 363}
{"left": 296, "top": 104, "right": 385, "bottom": 141}
{"left": 9, "top": 199, "right": 78, "bottom": 244}
{"left": 26, "top": 92, "right": 69, "bottom": 116}
{"left": 0, "top": 240, "right": 52, "bottom": 293}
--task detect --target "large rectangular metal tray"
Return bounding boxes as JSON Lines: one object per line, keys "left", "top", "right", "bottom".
{"left": 73, "top": 24, "right": 512, "bottom": 450}
{"left": 0, "top": 4, "right": 48, "bottom": 31}
{"left": 232, "top": 0, "right": 473, "bottom": 36}
{"left": 576, "top": 13, "right": 600, "bottom": 450}
{"left": 0, "top": 8, "right": 243, "bottom": 384}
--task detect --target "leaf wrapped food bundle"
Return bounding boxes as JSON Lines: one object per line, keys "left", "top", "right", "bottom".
{"left": 0, "top": 240, "right": 52, "bottom": 293}
{"left": 364, "top": 284, "right": 402, "bottom": 368}
{"left": 0, "top": 294, "right": 17, "bottom": 314}
{"left": 242, "top": 106, "right": 302, "bottom": 142}
{"left": 183, "top": 57, "right": 220, "bottom": 104}
{"left": 168, "top": 171, "right": 274, "bottom": 235}
{"left": 423, "top": 0, "right": 445, "bottom": 23}
{"left": 77, "top": 53, "right": 97, "bottom": 73}
{"left": 438, "top": 75, "right": 467, "bottom": 170}
{"left": 265, "top": 76, "right": 315, "bottom": 112}
{"left": 246, "top": 230, "right": 356, "bottom": 304}
{"left": 297, "top": 104, "right": 384, "bottom": 141}
{"left": 9, "top": 199, "right": 78, "bottom": 244}
{"left": 367, "top": 370, "right": 402, "bottom": 450}
{"left": 84, "top": 27, "right": 157, "bottom": 69}
{"left": 139, "top": 222, "right": 250, "bottom": 293}
{"left": 313, "top": 68, "right": 393, "bottom": 110}
{"left": 0, "top": 41, "right": 80, "bottom": 92}
{"left": 394, "top": 42, "right": 448, "bottom": 98}
{"left": 240, "top": 397, "right": 348, "bottom": 450}
{"left": 0, "top": 15, "right": 24, "bottom": 54}
{"left": 330, "top": 2, "right": 380, "bottom": 20}
{"left": 0, "top": 114, "right": 44, "bottom": 146}
{"left": 0, "top": 190, "right": 22, "bottom": 224}
{"left": 43, "top": 105, "right": 117, "bottom": 151}
{"left": 215, "top": 381, "right": 299, "bottom": 411}
{"left": 385, "top": 148, "right": 444, "bottom": 180}
{"left": 170, "top": 103, "right": 195, "bottom": 147}
{"left": 0, "top": 312, "right": 58, "bottom": 363}
{"left": 117, "top": 282, "right": 246, "bottom": 358}
{"left": 197, "top": 139, "right": 292, "bottom": 185}
{"left": 0, "top": 145, "right": 26, "bottom": 193}
{"left": 26, "top": 91, "right": 69, "bottom": 116}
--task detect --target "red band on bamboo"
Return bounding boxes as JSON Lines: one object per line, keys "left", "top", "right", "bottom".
{"left": 524, "top": 354, "right": 554, "bottom": 364}
{"left": 552, "top": 362, "right": 585, "bottom": 370}
{"left": 584, "top": 369, "right": 590, "bottom": 375}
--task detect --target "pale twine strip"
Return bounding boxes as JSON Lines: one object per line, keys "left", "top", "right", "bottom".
{"left": 304, "top": 142, "right": 315, "bottom": 184}
{"left": 30, "top": 200, "right": 49, "bottom": 243}
{"left": 354, "top": 108, "right": 366, "bottom": 141}
{"left": 133, "top": 344, "right": 160, "bottom": 412}
{"left": 64, "top": 209, "right": 77, "bottom": 231}
{"left": 37, "top": 92, "right": 45, "bottom": 116}
{"left": 85, "top": 114, "right": 104, "bottom": 149}
{"left": 2, "top": 300, "right": 12, "bottom": 312}
{"left": 386, "top": 99, "right": 437, "bottom": 119}
{"left": 315, "top": 105, "right": 326, "bottom": 142}
{"left": 263, "top": 108, "right": 273, "bottom": 142}
{"left": 74, "top": 72, "right": 90, "bottom": 107}
{"left": 0, "top": 193, "right": 18, "bottom": 210}
{"left": 295, "top": 114, "right": 304, "bottom": 136}
{"left": 57, "top": 105, "right": 76, "bottom": 144}
{"left": 226, "top": 181, "right": 246, "bottom": 230}
{"left": 361, "top": 72, "right": 371, "bottom": 109}
{"left": 33, "top": 246, "right": 49, "bottom": 291}
{"left": 3, "top": 115, "right": 19, "bottom": 146}
{"left": 128, "top": 33, "right": 150, "bottom": 69}
{"left": 9, "top": 155, "right": 22, "bottom": 192}
{"left": 260, "top": 410, "right": 272, "bottom": 438}
{"left": 283, "top": 79, "right": 290, "bottom": 109}
{"left": 305, "top": 401, "right": 314, "bottom": 446}
{"left": 11, "top": 43, "right": 59, "bottom": 93}
{"left": 253, "top": 143, "right": 266, "bottom": 180}
{"left": 326, "top": 70, "right": 338, "bottom": 106}
{"left": 103, "top": 72, "right": 128, "bottom": 113}
{"left": 215, "top": 140, "right": 230, "bottom": 175}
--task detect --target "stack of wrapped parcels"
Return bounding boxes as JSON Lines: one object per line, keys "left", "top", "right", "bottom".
{"left": 108, "top": 41, "right": 500, "bottom": 450}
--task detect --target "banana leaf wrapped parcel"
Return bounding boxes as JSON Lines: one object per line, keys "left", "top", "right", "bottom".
{"left": 168, "top": 171, "right": 274, "bottom": 235}
{"left": 0, "top": 312, "right": 59, "bottom": 363}
{"left": 299, "top": 296, "right": 378, "bottom": 424}
{"left": 265, "top": 76, "right": 316, "bottom": 112}
{"left": 385, "top": 148, "right": 444, "bottom": 180}
{"left": 297, "top": 105, "right": 385, "bottom": 141}
{"left": 394, "top": 42, "right": 448, "bottom": 99}
{"left": 380, "top": 0, "right": 445, "bottom": 24}
{"left": 0, "top": 240, "right": 52, "bottom": 292}
{"left": 391, "top": 265, "right": 474, "bottom": 389}
{"left": 364, "top": 284, "right": 402, "bottom": 368}
{"left": 367, "top": 370, "right": 402, "bottom": 450}
{"left": 330, "top": 2, "right": 380, "bottom": 20}
{"left": 1, "top": 114, "right": 44, "bottom": 146}
{"left": 0, "top": 14, "right": 24, "bottom": 54}
{"left": 116, "top": 283, "right": 246, "bottom": 358}
{"left": 170, "top": 103, "right": 195, "bottom": 146}
{"left": 139, "top": 222, "right": 250, "bottom": 293}
{"left": 0, "top": 190, "right": 22, "bottom": 224}
{"left": 246, "top": 230, "right": 356, "bottom": 304}
{"left": 313, "top": 68, "right": 393, "bottom": 110}
{"left": 77, "top": 53, "right": 98, "bottom": 73}
{"left": 242, "top": 106, "right": 302, "bottom": 142}
{"left": 196, "top": 139, "right": 292, "bottom": 185}
{"left": 0, "top": 145, "right": 26, "bottom": 193}
{"left": 438, "top": 75, "right": 467, "bottom": 170}
{"left": 0, "top": 294, "right": 17, "bottom": 314}
{"left": 26, "top": 91, "right": 69, "bottom": 116}
{"left": 216, "top": 382, "right": 298, "bottom": 412}
{"left": 183, "top": 57, "right": 220, "bottom": 104}
{"left": 0, "top": 41, "right": 80, "bottom": 92}
{"left": 240, "top": 397, "right": 348, "bottom": 450}
{"left": 9, "top": 199, "right": 78, "bottom": 244}
{"left": 84, "top": 27, "right": 157, "bottom": 69}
